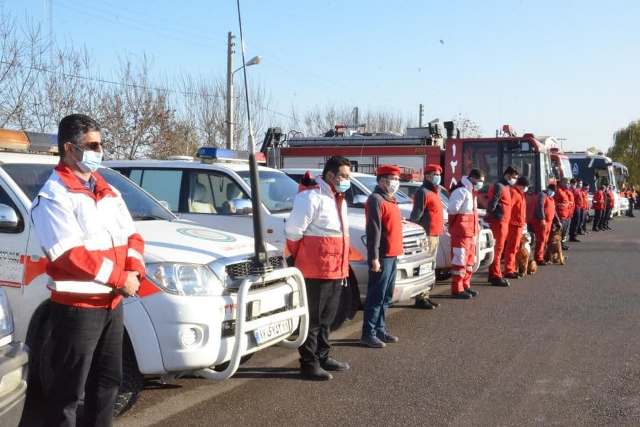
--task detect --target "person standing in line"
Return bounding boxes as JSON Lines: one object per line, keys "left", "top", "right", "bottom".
{"left": 555, "top": 178, "right": 573, "bottom": 250}
{"left": 448, "top": 169, "right": 485, "bottom": 299}
{"left": 285, "top": 156, "right": 352, "bottom": 380}
{"left": 486, "top": 166, "right": 518, "bottom": 287}
{"left": 603, "top": 185, "right": 615, "bottom": 230}
{"left": 30, "top": 114, "right": 144, "bottom": 427}
{"left": 361, "top": 165, "right": 404, "bottom": 348}
{"left": 532, "top": 183, "right": 557, "bottom": 265}
{"left": 569, "top": 179, "right": 583, "bottom": 242}
{"left": 503, "top": 176, "right": 529, "bottom": 279}
{"left": 592, "top": 184, "right": 606, "bottom": 231}
{"left": 580, "top": 184, "right": 591, "bottom": 234}
{"left": 409, "top": 164, "right": 444, "bottom": 310}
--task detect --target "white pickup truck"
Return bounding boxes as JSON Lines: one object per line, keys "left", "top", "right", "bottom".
{"left": 106, "top": 149, "right": 436, "bottom": 329}
{"left": 0, "top": 147, "right": 309, "bottom": 416}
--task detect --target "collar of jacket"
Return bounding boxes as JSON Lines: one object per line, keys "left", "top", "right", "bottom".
{"left": 461, "top": 176, "right": 474, "bottom": 193}
{"left": 54, "top": 162, "right": 116, "bottom": 200}
{"left": 423, "top": 180, "right": 440, "bottom": 193}
{"left": 316, "top": 177, "right": 345, "bottom": 202}
{"left": 374, "top": 185, "right": 397, "bottom": 203}
{"left": 499, "top": 177, "right": 510, "bottom": 186}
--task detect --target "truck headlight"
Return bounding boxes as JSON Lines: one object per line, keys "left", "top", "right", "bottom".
{"left": 146, "top": 263, "right": 223, "bottom": 296}
{"left": 0, "top": 289, "right": 14, "bottom": 341}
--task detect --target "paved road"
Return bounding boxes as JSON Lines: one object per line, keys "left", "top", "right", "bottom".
{"left": 24, "top": 216, "right": 640, "bottom": 427}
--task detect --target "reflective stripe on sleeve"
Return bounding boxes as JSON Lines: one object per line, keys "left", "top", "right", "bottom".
{"left": 95, "top": 258, "right": 114, "bottom": 284}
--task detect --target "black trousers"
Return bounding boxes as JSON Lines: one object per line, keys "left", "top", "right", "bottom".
{"left": 603, "top": 208, "right": 612, "bottom": 228}
{"left": 570, "top": 208, "right": 582, "bottom": 238}
{"left": 593, "top": 210, "right": 603, "bottom": 230}
{"left": 45, "top": 302, "right": 123, "bottom": 427}
{"left": 298, "top": 279, "right": 342, "bottom": 368}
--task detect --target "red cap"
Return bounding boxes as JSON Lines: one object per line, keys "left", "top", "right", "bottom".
{"left": 424, "top": 164, "right": 442, "bottom": 174}
{"left": 376, "top": 164, "right": 401, "bottom": 177}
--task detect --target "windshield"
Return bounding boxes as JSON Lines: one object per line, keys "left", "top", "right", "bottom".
{"left": 355, "top": 175, "right": 412, "bottom": 204}
{"left": 561, "top": 158, "right": 573, "bottom": 180}
{"left": 237, "top": 170, "right": 298, "bottom": 213}
{"left": 1, "top": 164, "right": 175, "bottom": 221}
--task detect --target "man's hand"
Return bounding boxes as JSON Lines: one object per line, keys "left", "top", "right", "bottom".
{"left": 120, "top": 271, "right": 140, "bottom": 297}
{"left": 371, "top": 259, "right": 381, "bottom": 272}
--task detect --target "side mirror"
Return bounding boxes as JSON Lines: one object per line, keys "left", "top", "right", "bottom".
{"left": 0, "top": 203, "right": 20, "bottom": 231}
{"left": 226, "top": 198, "right": 253, "bottom": 215}
{"left": 523, "top": 163, "right": 532, "bottom": 179}
{"left": 352, "top": 194, "right": 368, "bottom": 207}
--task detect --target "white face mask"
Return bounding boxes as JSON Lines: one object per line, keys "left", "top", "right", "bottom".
{"left": 387, "top": 179, "right": 400, "bottom": 194}
{"left": 523, "top": 186, "right": 529, "bottom": 193}
{"left": 508, "top": 178, "right": 517, "bottom": 186}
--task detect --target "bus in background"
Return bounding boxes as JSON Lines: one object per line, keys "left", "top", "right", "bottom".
{"left": 566, "top": 151, "right": 622, "bottom": 216}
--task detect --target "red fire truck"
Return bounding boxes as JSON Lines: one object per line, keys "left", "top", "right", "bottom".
{"left": 263, "top": 124, "right": 555, "bottom": 209}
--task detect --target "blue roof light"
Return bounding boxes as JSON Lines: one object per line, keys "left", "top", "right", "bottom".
{"left": 196, "top": 147, "right": 239, "bottom": 160}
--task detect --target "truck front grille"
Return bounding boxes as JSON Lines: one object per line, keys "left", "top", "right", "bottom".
{"left": 403, "top": 233, "right": 426, "bottom": 255}
{"left": 225, "top": 256, "right": 285, "bottom": 280}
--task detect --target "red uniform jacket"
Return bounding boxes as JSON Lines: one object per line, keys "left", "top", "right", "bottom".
{"left": 606, "top": 190, "right": 615, "bottom": 209}
{"left": 572, "top": 188, "right": 584, "bottom": 209}
{"left": 555, "top": 187, "right": 573, "bottom": 220}
{"left": 509, "top": 187, "right": 526, "bottom": 227}
{"left": 592, "top": 190, "right": 605, "bottom": 211}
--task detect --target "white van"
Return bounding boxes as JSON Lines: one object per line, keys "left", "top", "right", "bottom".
{"left": 106, "top": 149, "right": 436, "bottom": 324}
{"left": 0, "top": 148, "right": 308, "bottom": 415}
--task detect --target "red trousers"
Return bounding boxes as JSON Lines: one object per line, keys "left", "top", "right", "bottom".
{"left": 532, "top": 220, "right": 550, "bottom": 263}
{"left": 504, "top": 225, "right": 524, "bottom": 274}
{"left": 489, "top": 220, "right": 509, "bottom": 278}
{"left": 451, "top": 235, "right": 476, "bottom": 294}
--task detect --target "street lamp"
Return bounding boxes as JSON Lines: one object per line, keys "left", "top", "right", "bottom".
{"left": 226, "top": 31, "right": 261, "bottom": 150}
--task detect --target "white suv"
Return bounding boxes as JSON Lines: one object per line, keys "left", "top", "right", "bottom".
{"left": 0, "top": 148, "right": 308, "bottom": 416}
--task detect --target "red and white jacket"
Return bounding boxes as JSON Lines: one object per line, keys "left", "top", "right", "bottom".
{"left": 285, "top": 177, "right": 349, "bottom": 280}
{"left": 448, "top": 176, "right": 479, "bottom": 238}
{"left": 30, "top": 163, "right": 145, "bottom": 309}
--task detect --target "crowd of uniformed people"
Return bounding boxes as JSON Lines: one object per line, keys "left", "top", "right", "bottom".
{"left": 29, "top": 114, "right": 636, "bottom": 425}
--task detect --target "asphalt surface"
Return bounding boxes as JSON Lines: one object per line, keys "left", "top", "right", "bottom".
{"left": 23, "top": 215, "right": 640, "bottom": 427}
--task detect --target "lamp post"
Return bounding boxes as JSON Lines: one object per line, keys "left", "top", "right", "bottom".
{"left": 226, "top": 32, "right": 261, "bottom": 150}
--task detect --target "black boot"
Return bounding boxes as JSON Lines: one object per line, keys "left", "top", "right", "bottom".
{"left": 415, "top": 298, "right": 435, "bottom": 309}
{"left": 301, "top": 364, "right": 333, "bottom": 381}
{"left": 320, "top": 357, "right": 350, "bottom": 372}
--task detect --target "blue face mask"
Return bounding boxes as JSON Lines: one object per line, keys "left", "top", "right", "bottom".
{"left": 72, "top": 143, "right": 103, "bottom": 173}
{"left": 335, "top": 179, "right": 351, "bottom": 193}
{"left": 548, "top": 190, "right": 555, "bottom": 197}
{"left": 430, "top": 175, "right": 442, "bottom": 186}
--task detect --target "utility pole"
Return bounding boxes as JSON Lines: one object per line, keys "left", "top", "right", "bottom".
{"left": 353, "top": 106, "right": 359, "bottom": 128}
{"left": 226, "top": 32, "right": 235, "bottom": 150}
{"left": 418, "top": 103, "right": 424, "bottom": 127}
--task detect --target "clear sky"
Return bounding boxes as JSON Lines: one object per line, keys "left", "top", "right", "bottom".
{"left": 3, "top": 0, "right": 639, "bottom": 151}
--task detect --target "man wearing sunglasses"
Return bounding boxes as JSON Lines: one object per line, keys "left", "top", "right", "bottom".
{"left": 30, "top": 114, "right": 144, "bottom": 426}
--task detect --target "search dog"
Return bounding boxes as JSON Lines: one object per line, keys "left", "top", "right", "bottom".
{"left": 545, "top": 223, "right": 566, "bottom": 265}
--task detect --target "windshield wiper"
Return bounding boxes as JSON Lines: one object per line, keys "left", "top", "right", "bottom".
{"left": 132, "top": 214, "right": 165, "bottom": 221}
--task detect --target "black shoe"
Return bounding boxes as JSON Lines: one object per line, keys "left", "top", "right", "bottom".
{"left": 452, "top": 292, "right": 472, "bottom": 299}
{"left": 490, "top": 277, "right": 510, "bottom": 287}
{"left": 504, "top": 272, "right": 519, "bottom": 279}
{"left": 466, "top": 288, "right": 479, "bottom": 297}
{"left": 320, "top": 357, "right": 350, "bottom": 372}
{"left": 593, "top": 228, "right": 600, "bottom": 232}
{"left": 562, "top": 245, "right": 570, "bottom": 251}
{"left": 427, "top": 298, "right": 440, "bottom": 308}
{"left": 301, "top": 365, "right": 333, "bottom": 381}
{"left": 577, "top": 231, "right": 585, "bottom": 236}
{"left": 377, "top": 331, "right": 399, "bottom": 344}
{"left": 415, "top": 298, "right": 435, "bottom": 309}
{"left": 537, "top": 260, "right": 548, "bottom": 266}
{"left": 569, "top": 238, "right": 581, "bottom": 242}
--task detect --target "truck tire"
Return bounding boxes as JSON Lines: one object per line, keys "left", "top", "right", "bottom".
{"left": 113, "top": 334, "right": 144, "bottom": 417}
{"left": 330, "top": 271, "right": 360, "bottom": 331}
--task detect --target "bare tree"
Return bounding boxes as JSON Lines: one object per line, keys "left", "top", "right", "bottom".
{"left": 453, "top": 113, "right": 482, "bottom": 137}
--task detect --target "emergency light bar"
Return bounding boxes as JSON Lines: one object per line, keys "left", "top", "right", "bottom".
{"left": 196, "top": 147, "right": 266, "bottom": 164}
{"left": 0, "top": 129, "right": 58, "bottom": 154}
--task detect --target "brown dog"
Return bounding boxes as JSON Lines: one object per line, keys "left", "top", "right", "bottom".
{"left": 545, "top": 224, "right": 565, "bottom": 265}
{"left": 516, "top": 232, "right": 532, "bottom": 276}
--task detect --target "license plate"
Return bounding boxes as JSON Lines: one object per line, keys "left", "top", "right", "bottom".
{"left": 418, "top": 263, "right": 431, "bottom": 276}
{"left": 253, "top": 319, "right": 292, "bottom": 345}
